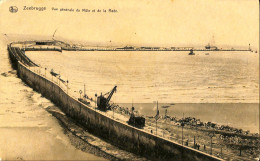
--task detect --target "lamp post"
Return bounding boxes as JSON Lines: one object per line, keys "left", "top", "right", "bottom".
{"left": 84, "top": 84, "right": 86, "bottom": 99}
{"left": 194, "top": 119, "right": 198, "bottom": 149}
{"left": 67, "top": 80, "right": 69, "bottom": 95}
{"left": 181, "top": 121, "right": 184, "bottom": 146}
{"left": 95, "top": 93, "right": 97, "bottom": 125}
{"left": 238, "top": 137, "right": 243, "bottom": 156}
{"left": 113, "top": 106, "right": 114, "bottom": 119}
{"left": 45, "top": 67, "right": 47, "bottom": 78}
{"left": 44, "top": 67, "right": 47, "bottom": 96}
{"left": 66, "top": 80, "right": 69, "bottom": 113}
{"left": 163, "top": 109, "right": 167, "bottom": 138}
{"left": 181, "top": 113, "right": 185, "bottom": 161}
{"left": 182, "top": 113, "right": 184, "bottom": 146}
{"left": 208, "top": 132, "right": 215, "bottom": 155}
{"left": 155, "top": 101, "right": 159, "bottom": 136}
{"left": 211, "top": 135, "right": 213, "bottom": 154}
{"left": 95, "top": 93, "right": 97, "bottom": 110}
{"left": 194, "top": 136, "right": 196, "bottom": 149}
{"left": 79, "top": 90, "right": 82, "bottom": 99}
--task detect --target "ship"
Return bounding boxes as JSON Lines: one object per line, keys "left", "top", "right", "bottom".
{"left": 205, "top": 35, "right": 218, "bottom": 50}
{"left": 188, "top": 49, "right": 195, "bottom": 55}
{"left": 205, "top": 43, "right": 218, "bottom": 50}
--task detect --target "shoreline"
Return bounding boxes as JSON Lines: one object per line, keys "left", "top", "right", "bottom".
{"left": 112, "top": 103, "right": 259, "bottom": 137}
{"left": 111, "top": 104, "right": 259, "bottom": 160}
{"left": 45, "top": 105, "right": 147, "bottom": 161}
{"left": 116, "top": 103, "right": 259, "bottom": 134}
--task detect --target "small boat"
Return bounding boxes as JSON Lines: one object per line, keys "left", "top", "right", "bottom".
{"left": 50, "top": 69, "right": 59, "bottom": 77}
{"left": 188, "top": 49, "right": 195, "bottom": 55}
{"left": 162, "top": 105, "right": 170, "bottom": 108}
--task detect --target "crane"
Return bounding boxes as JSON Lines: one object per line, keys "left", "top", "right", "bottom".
{"left": 97, "top": 86, "right": 117, "bottom": 111}
{"left": 52, "top": 28, "right": 58, "bottom": 41}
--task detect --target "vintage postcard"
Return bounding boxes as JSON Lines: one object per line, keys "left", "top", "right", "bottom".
{"left": 0, "top": 0, "right": 259, "bottom": 160}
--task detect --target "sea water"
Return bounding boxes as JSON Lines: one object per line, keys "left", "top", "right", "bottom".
{"left": 26, "top": 50, "right": 259, "bottom": 133}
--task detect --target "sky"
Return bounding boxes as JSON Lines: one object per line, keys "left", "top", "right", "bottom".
{"left": 0, "top": 0, "right": 259, "bottom": 48}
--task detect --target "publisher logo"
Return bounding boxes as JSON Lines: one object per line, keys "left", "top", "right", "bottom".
{"left": 9, "top": 6, "right": 18, "bottom": 13}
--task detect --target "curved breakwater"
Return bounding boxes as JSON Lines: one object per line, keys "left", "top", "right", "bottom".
{"left": 0, "top": 43, "right": 105, "bottom": 160}
{"left": 8, "top": 43, "right": 222, "bottom": 161}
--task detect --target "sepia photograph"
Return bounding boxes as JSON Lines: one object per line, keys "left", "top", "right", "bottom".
{"left": 0, "top": 0, "right": 259, "bottom": 160}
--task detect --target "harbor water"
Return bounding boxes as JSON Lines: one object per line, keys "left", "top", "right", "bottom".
{"left": 26, "top": 50, "right": 259, "bottom": 103}
{"left": 25, "top": 50, "right": 259, "bottom": 133}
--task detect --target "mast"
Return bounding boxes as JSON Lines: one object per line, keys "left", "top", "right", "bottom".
{"left": 156, "top": 101, "right": 158, "bottom": 135}
{"left": 211, "top": 35, "right": 215, "bottom": 46}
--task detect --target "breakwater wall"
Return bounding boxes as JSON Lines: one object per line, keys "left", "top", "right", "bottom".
{"left": 8, "top": 44, "right": 222, "bottom": 161}
{"left": 61, "top": 48, "right": 251, "bottom": 52}
{"left": 8, "top": 45, "right": 38, "bottom": 68}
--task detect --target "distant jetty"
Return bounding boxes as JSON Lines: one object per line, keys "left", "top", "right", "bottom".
{"left": 15, "top": 40, "right": 252, "bottom": 52}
